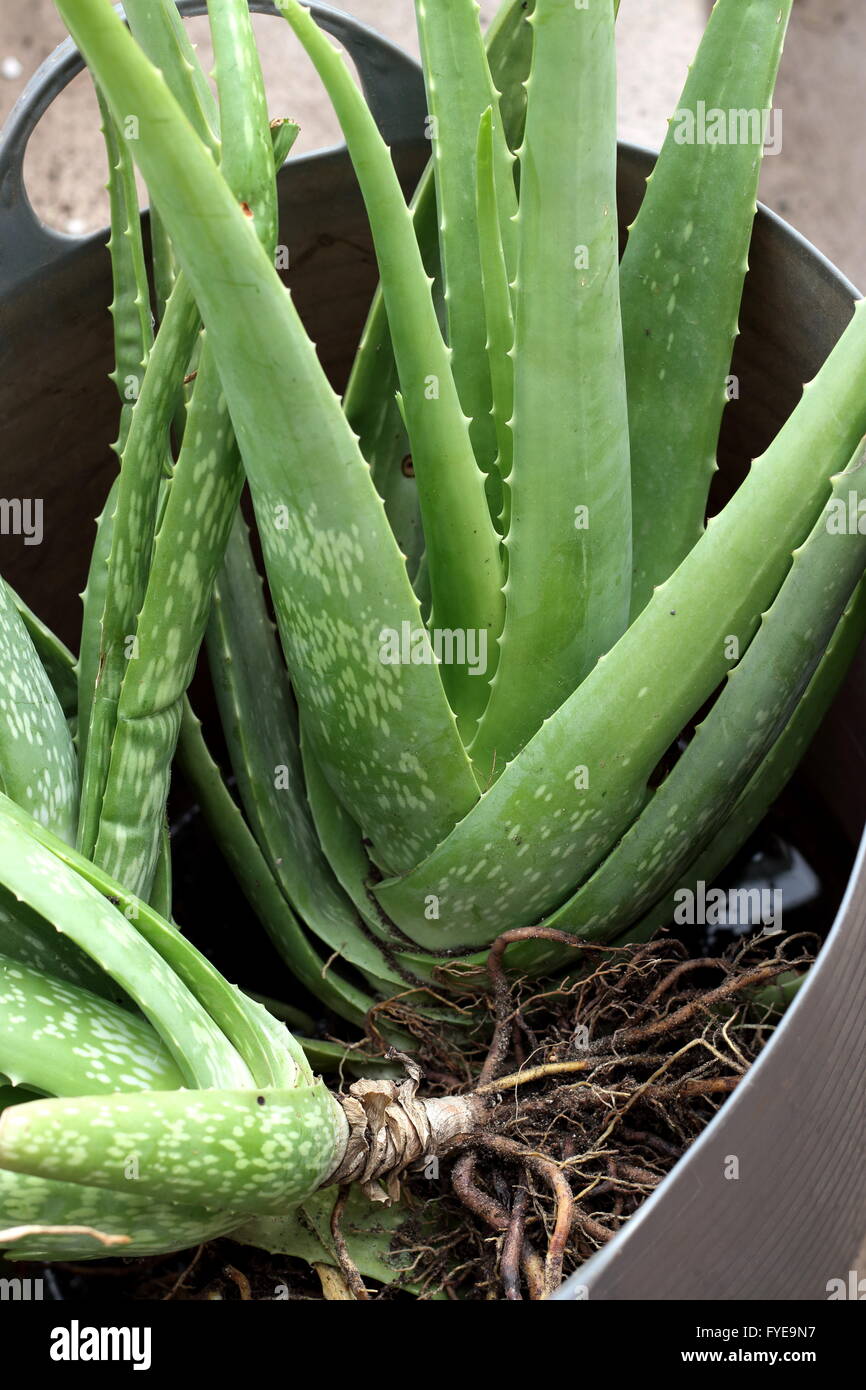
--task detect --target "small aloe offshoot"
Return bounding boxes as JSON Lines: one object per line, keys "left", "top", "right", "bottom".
{"left": 0, "top": 0, "right": 863, "bottom": 1292}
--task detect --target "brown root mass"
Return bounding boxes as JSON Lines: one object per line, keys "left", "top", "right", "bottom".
{"left": 382, "top": 928, "right": 816, "bottom": 1300}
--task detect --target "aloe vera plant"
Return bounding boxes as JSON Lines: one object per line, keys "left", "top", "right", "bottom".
{"left": 1, "top": 0, "right": 865, "bottom": 1292}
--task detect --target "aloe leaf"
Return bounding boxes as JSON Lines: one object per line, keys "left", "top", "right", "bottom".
{"left": 208, "top": 517, "right": 412, "bottom": 991}
{"left": 90, "top": 0, "right": 284, "bottom": 899}
{"left": 342, "top": 199, "right": 431, "bottom": 583}
{"left": 209, "top": 522, "right": 453, "bottom": 1000}
{"left": 485, "top": 0, "right": 620, "bottom": 164}
{"left": 475, "top": 106, "right": 515, "bottom": 528}
{"left": 76, "top": 479, "right": 115, "bottom": 772}
{"left": 248, "top": 991, "right": 315, "bottom": 1037}
{"left": 279, "top": 0, "right": 504, "bottom": 726}
{"left": 236, "top": 1186, "right": 425, "bottom": 1289}
{"left": 91, "top": 355, "right": 243, "bottom": 897}
{"left": 150, "top": 205, "right": 176, "bottom": 323}
{"left": 471, "top": 0, "right": 631, "bottom": 778}
{"left": 178, "top": 701, "right": 420, "bottom": 1039}
{"left": 0, "top": 791, "right": 288, "bottom": 1088}
{"left": 506, "top": 446, "right": 866, "bottom": 973}
{"left": 0, "top": 1167, "right": 241, "bottom": 1263}
{"left": 8, "top": 588, "right": 77, "bottom": 723}
{"left": 414, "top": 0, "right": 518, "bottom": 503}
{"left": 6, "top": 594, "right": 181, "bottom": 922}
{"left": 0, "top": 795, "right": 253, "bottom": 1089}
{"left": 236, "top": 993, "right": 312, "bottom": 1092}
{"left": 76, "top": 274, "right": 200, "bottom": 861}
{"left": 124, "top": 0, "right": 219, "bottom": 149}
{"left": 623, "top": 577, "right": 866, "bottom": 946}
{"left": 378, "top": 303, "right": 866, "bottom": 948}
{"left": 77, "top": 70, "right": 158, "bottom": 782}
{"left": 0, "top": 955, "right": 183, "bottom": 1096}
{"left": 150, "top": 818, "right": 173, "bottom": 917}
{"left": 489, "top": 0, "right": 536, "bottom": 147}
{"left": 96, "top": 86, "right": 153, "bottom": 453}
{"left": 0, "top": 578, "right": 78, "bottom": 844}
{"left": 296, "top": 723, "right": 396, "bottom": 940}
{"left": 271, "top": 116, "right": 301, "bottom": 168}
{"left": 298, "top": 721, "right": 450, "bottom": 987}
{"left": 0, "top": 1084, "right": 345, "bottom": 1215}
{"left": 0, "top": 887, "right": 118, "bottom": 1001}
{"left": 208, "top": 0, "right": 277, "bottom": 252}
{"left": 176, "top": 701, "right": 376, "bottom": 1029}
{"left": 624, "top": 0, "right": 793, "bottom": 614}
{"left": 342, "top": 0, "right": 536, "bottom": 583}
{"left": 58, "top": 0, "right": 482, "bottom": 872}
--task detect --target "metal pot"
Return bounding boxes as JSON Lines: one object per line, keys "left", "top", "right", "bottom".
{"left": 0, "top": 4, "right": 863, "bottom": 1302}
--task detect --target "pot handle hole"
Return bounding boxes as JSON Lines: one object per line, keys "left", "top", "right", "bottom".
{"left": 0, "top": 1, "right": 427, "bottom": 299}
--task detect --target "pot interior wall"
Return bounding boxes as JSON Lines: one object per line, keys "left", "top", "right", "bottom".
{"left": 1, "top": 141, "right": 863, "bottom": 842}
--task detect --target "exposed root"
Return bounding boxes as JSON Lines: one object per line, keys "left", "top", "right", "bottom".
{"left": 223, "top": 1264, "right": 252, "bottom": 1300}
{"left": 501, "top": 1181, "right": 528, "bottom": 1301}
{"left": 396, "top": 928, "right": 816, "bottom": 1300}
{"left": 450, "top": 1151, "right": 545, "bottom": 1298}
{"left": 479, "top": 927, "right": 590, "bottom": 1086}
{"left": 330, "top": 1187, "right": 369, "bottom": 1301}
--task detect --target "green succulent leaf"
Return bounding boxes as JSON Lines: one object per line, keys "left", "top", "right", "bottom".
{"left": 96, "top": 83, "right": 153, "bottom": 455}
{"left": 176, "top": 701, "right": 378, "bottom": 1029}
{"left": 0, "top": 1165, "right": 242, "bottom": 1263}
{"left": 208, "top": 515, "right": 410, "bottom": 991}
{"left": 279, "top": 0, "right": 505, "bottom": 728}
{"left": 508, "top": 443, "right": 866, "bottom": 972}
{"left": 623, "top": 0, "right": 793, "bottom": 613}
{"left": 624, "top": 576, "right": 866, "bottom": 946}
{"left": 9, "top": 589, "right": 77, "bottom": 724}
{"left": 378, "top": 304, "right": 866, "bottom": 949}
{"left": 0, "top": 1084, "right": 345, "bottom": 1216}
{"left": 0, "top": 955, "right": 183, "bottom": 1097}
{"left": 475, "top": 106, "right": 515, "bottom": 530}
{"left": 414, "top": 0, "right": 518, "bottom": 503}
{"left": 0, "top": 887, "right": 117, "bottom": 1001}
{"left": 0, "top": 578, "right": 78, "bottom": 844}
{"left": 471, "top": 0, "right": 632, "bottom": 778}
{"left": 124, "top": 0, "right": 219, "bottom": 149}
{"left": 0, "top": 794, "right": 254, "bottom": 1089}
{"left": 76, "top": 273, "right": 200, "bottom": 862}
